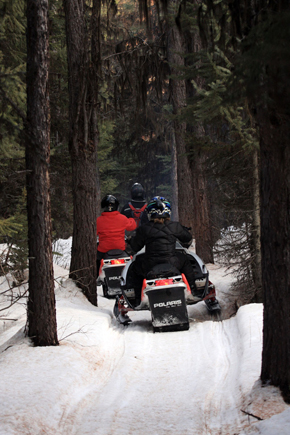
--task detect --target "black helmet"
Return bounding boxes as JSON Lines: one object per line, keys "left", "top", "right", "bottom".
{"left": 101, "top": 194, "right": 119, "bottom": 212}
{"left": 131, "top": 183, "right": 145, "bottom": 200}
{"left": 146, "top": 196, "right": 171, "bottom": 219}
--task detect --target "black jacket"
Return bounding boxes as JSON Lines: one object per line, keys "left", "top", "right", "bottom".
{"left": 121, "top": 199, "right": 149, "bottom": 225}
{"left": 130, "top": 220, "right": 192, "bottom": 259}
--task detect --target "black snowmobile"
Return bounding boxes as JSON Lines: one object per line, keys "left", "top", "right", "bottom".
{"left": 97, "top": 249, "right": 131, "bottom": 298}
{"left": 113, "top": 242, "right": 221, "bottom": 332}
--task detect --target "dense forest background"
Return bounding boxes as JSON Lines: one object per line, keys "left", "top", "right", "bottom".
{"left": 0, "top": 0, "right": 290, "bottom": 401}
{"left": 0, "top": 0, "right": 173, "bottom": 237}
{"left": 0, "top": 0, "right": 262, "bottom": 293}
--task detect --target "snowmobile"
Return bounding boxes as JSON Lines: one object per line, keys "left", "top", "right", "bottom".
{"left": 113, "top": 242, "right": 220, "bottom": 332}
{"left": 97, "top": 249, "right": 131, "bottom": 298}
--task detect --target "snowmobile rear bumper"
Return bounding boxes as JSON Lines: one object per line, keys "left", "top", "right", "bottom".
{"left": 146, "top": 285, "right": 189, "bottom": 333}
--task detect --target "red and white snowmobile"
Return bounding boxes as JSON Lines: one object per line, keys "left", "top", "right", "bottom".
{"left": 97, "top": 249, "right": 131, "bottom": 298}
{"left": 113, "top": 242, "right": 220, "bottom": 332}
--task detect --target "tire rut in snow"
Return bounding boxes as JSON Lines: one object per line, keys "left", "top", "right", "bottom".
{"left": 63, "top": 315, "right": 253, "bottom": 435}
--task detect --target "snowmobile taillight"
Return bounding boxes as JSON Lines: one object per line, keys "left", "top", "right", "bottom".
{"left": 181, "top": 273, "right": 191, "bottom": 293}
{"left": 99, "top": 259, "right": 104, "bottom": 275}
{"left": 155, "top": 279, "right": 174, "bottom": 286}
{"left": 141, "top": 279, "right": 147, "bottom": 301}
{"left": 111, "top": 259, "right": 125, "bottom": 265}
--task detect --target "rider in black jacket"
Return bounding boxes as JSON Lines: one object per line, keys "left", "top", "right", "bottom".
{"left": 128, "top": 196, "right": 203, "bottom": 303}
{"left": 121, "top": 183, "right": 148, "bottom": 228}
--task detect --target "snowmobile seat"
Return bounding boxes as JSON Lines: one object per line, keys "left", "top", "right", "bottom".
{"left": 103, "top": 249, "right": 128, "bottom": 259}
{"left": 146, "top": 263, "right": 180, "bottom": 279}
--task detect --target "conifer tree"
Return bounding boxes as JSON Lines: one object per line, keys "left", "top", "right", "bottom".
{"left": 0, "top": 0, "right": 26, "bottom": 221}
{"left": 98, "top": 0, "right": 173, "bottom": 203}
{"left": 178, "top": 0, "right": 262, "bottom": 294}
{"left": 49, "top": 0, "right": 72, "bottom": 239}
{"left": 63, "top": 0, "right": 100, "bottom": 305}
{"left": 199, "top": 0, "right": 290, "bottom": 402}
{"left": 137, "top": 0, "right": 215, "bottom": 261}
{"left": 166, "top": 0, "right": 196, "bottom": 231}
{"left": 26, "top": 0, "right": 58, "bottom": 346}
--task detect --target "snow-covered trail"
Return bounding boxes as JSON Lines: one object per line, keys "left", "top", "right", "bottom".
{"left": 0, "top": 264, "right": 267, "bottom": 435}
{"left": 57, "top": 285, "right": 263, "bottom": 435}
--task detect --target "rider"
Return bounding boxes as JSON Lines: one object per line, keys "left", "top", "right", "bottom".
{"left": 127, "top": 196, "right": 204, "bottom": 304}
{"left": 97, "top": 194, "right": 136, "bottom": 275}
{"left": 121, "top": 182, "right": 148, "bottom": 229}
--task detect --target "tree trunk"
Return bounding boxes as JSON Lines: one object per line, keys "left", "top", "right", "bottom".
{"left": 249, "top": 4, "right": 290, "bottom": 402}
{"left": 191, "top": 151, "right": 214, "bottom": 263}
{"left": 259, "top": 110, "right": 290, "bottom": 402}
{"left": 185, "top": 2, "right": 214, "bottom": 263}
{"left": 170, "top": 128, "right": 179, "bottom": 222}
{"left": 26, "top": 0, "right": 58, "bottom": 346}
{"left": 64, "top": 0, "right": 100, "bottom": 305}
{"left": 251, "top": 147, "right": 262, "bottom": 302}
{"left": 166, "top": 3, "right": 195, "bottom": 230}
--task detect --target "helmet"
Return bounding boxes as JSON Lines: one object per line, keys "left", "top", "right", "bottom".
{"left": 101, "top": 194, "right": 119, "bottom": 212}
{"left": 146, "top": 196, "right": 171, "bottom": 219}
{"left": 131, "top": 183, "right": 145, "bottom": 200}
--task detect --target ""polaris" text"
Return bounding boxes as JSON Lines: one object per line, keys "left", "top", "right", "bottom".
{"left": 153, "top": 300, "right": 182, "bottom": 308}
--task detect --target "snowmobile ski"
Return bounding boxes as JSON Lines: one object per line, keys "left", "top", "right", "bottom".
{"left": 203, "top": 283, "right": 221, "bottom": 312}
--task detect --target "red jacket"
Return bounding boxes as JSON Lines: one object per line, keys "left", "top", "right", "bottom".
{"left": 97, "top": 211, "right": 136, "bottom": 253}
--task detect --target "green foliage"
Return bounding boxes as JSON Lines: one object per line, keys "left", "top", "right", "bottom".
{"left": 0, "top": 217, "right": 22, "bottom": 239}
{"left": 98, "top": 118, "right": 119, "bottom": 195}
{"left": 49, "top": 0, "right": 69, "bottom": 148}
{"left": 182, "top": 43, "right": 259, "bottom": 152}
{"left": 154, "top": 154, "right": 172, "bottom": 198}
{"left": 168, "top": 0, "right": 262, "bottom": 295}
{"left": 110, "top": 106, "right": 172, "bottom": 206}
{"left": 0, "top": 0, "right": 27, "bottom": 279}
{"left": 0, "top": 0, "right": 173, "bottom": 245}
{"left": 8, "top": 190, "right": 28, "bottom": 277}
{"left": 48, "top": 0, "right": 73, "bottom": 239}
{"left": 234, "top": 11, "right": 290, "bottom": 118}
{"left": 96, "top": 0, "right": 172, "bottom": 203}
{"left": 0, "top": 189, "right": 28, "bottom": 280}
{"left": 0, "top": 0, "right": 26, "bottom": 220}
{"left": 0, "top": 0, "right": 26, "bottom": 123}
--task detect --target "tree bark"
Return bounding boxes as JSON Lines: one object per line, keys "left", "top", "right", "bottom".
{"left": 64, "top": 0, "right": 100, "bottom": 305}
{"left": 251, "top": 146, "right": 262, "bottom": 302}
{"left": 259, "top": 109, "right": 290, "bottom": 402}
{"left": 185, "top": 1, "right": 214, "bottom": 263}
{"left": 166, "top": 2, "right": 195, "bottom": 230}
{"left": 170, "top": 128, "right": 179, "bottom": 222}
{"left": 26, "top": 0, "right": 58, "bottom": 346}
{"left": 191, "top": 150, "right": 214, "bottom": 263}
{"left": 248, "top": 4, "right": 290, "bottom": 403}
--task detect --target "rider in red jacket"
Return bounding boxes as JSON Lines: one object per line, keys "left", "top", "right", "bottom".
{"left": 97, "top": 195, "right": 136, "bottom": 273}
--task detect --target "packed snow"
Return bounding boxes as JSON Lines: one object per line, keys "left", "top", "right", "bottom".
{"left": 0, "top": 239, "right": 289, "bottom": 435}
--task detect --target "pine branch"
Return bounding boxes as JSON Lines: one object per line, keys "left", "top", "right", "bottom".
{"left": 0, "top": 88, "right": 26, "bottom": 121}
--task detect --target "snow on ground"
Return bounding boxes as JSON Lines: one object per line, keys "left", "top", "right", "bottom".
{"left": 0, "top": 240, "right": 289, "bottom": 435}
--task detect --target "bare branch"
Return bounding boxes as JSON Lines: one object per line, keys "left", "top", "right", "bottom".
{"left": 0, "top": 289, "right": 28, "bottom": 312}
{"left": 240, "top": 409, "right": 263, "bottom": 421}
